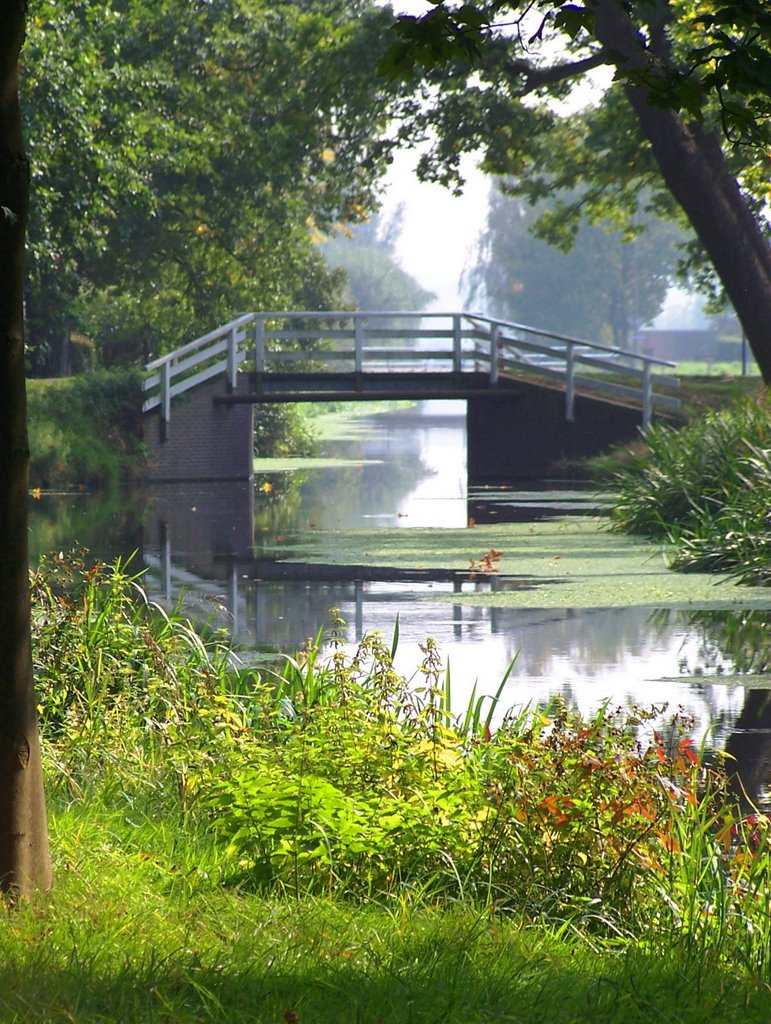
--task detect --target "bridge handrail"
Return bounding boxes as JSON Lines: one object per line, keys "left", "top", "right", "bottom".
{"left": 469, "top": 315, "right": 678, "bottom": 366}
{"left": 143, "top": 310, "right": 680, "bottom": 428}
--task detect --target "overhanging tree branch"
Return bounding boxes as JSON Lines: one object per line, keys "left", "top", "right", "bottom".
{"left": 497, "top": 49, "right": 611, "bottom": 93}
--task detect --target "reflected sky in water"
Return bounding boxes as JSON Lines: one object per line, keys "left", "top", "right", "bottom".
{"left": 29, "top": 401, "right": 771, "bottom": 763}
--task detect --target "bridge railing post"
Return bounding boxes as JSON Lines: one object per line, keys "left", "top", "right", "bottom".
{"left": 161, "top": 358, "right": 172, "bottom": 436}
{"left": 354, "top": 315, "right": 364, "bottom": 374}
{"left": 489, "top": 323, "right": 499, "bottom": 384}
{"left": 565, "top": 342, "right": 576, "bottom": 421}
{"left": 254, "top": 315, "right": 266, "bottom": 380}
{"left": 227, "top": 325, "right": 238, "bottom": 391}
{"left": 452, "top": 315, "right": 462, "bottom": 375}
{"left": 642, "top": 361, "right": 652, "bottom": 430}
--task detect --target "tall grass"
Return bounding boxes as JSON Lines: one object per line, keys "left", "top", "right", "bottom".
{"left": 610, "top": 392, "right": 771, "bottom": 585}
{"left": 29, "top": 554, "right": 771, "bottom": 984}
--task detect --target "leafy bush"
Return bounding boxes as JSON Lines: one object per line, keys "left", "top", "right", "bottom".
{"left": 610, "top": 393, "right": 771, "bottom": 584}
{"left": 31, "top": 556, "right": 771, "bottom": 960}
{"left": 253, "top": 402, "right": 318, "bottom": 458}
{"left": 27, "top": 370, "right": 143, "bottom": 489}
{"left": 199, "top": 636, "right": 724, "bottom": 933}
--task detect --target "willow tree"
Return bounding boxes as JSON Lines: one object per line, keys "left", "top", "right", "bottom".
{"left": 0, "top": 0, "right": 52, "bottom": 895}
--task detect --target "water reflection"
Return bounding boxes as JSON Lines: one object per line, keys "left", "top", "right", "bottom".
{"left": 676, "top": 608, "right": 771, "bottom": 806}
{"left": 28, "top": 402, "right": 771, "bottom": 801}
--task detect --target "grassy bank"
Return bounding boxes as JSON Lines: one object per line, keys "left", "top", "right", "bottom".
{"left": 9, "top": 554, "right": 771, "bottom": 1021}
{"left": 26, "top": 369, "right": 320, "bottom": 490}
{"left": 27, "top": 370, "right": 143, "bottom": 490}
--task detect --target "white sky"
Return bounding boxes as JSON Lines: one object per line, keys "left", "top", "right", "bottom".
{"left": 376, "top": 0, "right": 489, "bottom": 310}
{"left": 379, "top": 149, "right": 490, "bottom": 311}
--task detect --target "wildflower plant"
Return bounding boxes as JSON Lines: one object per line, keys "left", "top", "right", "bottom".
{"left": 30, "top": 556, "right": 771, "bottom": 969}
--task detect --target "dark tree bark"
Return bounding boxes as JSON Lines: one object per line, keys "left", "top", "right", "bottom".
{"left": 592, "top": 0, "right": 771, "bottom": 383}
{"left": 0, "top": 0, "right": 52, "bottom": 896}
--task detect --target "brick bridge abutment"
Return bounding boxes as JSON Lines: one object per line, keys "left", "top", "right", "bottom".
{"left": 144, "top": 375, "right": 646, "bottom": 487}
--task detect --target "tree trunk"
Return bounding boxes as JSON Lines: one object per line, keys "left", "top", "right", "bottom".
{"left": 0, "top": 0, "right": 52, "bottom": 896}
{"left": 592, "top": 0, "right": 771, "bottom": 383}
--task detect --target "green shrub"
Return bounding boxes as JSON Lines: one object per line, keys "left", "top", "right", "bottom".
{"left": 27, "top": 370, "right": 143, "bottom": 488}
{"left": 610, "top": 393, "right": 771, "bottom": 584}
{"left": 253, "top": 403, "right": 318, "bottom": 458}
{"left": 32, "top": 550, "right": 257, "bottom": 801}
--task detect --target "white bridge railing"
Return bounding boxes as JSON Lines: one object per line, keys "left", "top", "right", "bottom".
{"left": 143, "top": 310, "right": 680, "bottom": 428}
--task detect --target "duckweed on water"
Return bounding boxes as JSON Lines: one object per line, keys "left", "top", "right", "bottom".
{"left": 256, "top": 517, "right": 771, "bottom": 610}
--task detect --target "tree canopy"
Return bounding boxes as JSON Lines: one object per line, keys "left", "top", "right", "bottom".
{"left": 467, "top": 182, "right": 684, "bottom": 347}
{"left": 21, "top": 0, "right": 405, "bottom": 374}
{"left": 380, "top": 0, "right": 771, "bottom": 380}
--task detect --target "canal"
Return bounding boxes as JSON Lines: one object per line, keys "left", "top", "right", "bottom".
{"left": 29, "top": 399, "right": 771, "bottom": 796}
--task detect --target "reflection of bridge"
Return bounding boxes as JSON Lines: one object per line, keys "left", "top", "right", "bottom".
{"left": 143, "top": 310, "right": 680, "bottom": 483}
{"left": 145, "top": 538, "right": 528, "bottom": 651}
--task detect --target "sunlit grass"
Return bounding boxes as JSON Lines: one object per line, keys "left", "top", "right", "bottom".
{"left": 0, "top": 802, "right": 767, "bottom": 1024}
{"left": 13, "top": 554, "right": 771, "bottom": 1021}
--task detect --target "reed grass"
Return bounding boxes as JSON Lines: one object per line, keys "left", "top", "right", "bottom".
{"left": 610, "top": 393, "right": 771, "bottom": 585}
{"left": 14, "top": 553, "right": 771, "bottom": 1020}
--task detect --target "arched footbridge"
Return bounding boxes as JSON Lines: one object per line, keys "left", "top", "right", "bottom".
{"left": 142, "top": 310, "right": 680, "bottom": 483}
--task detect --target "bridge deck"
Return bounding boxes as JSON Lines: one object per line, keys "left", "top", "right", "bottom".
{"left": 214, "top": 371, "right": 521, "bottom": 403}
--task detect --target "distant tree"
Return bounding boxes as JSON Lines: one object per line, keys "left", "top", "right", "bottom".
{"left": 380, "top": 0, "right": 771, "bottom": 381}
{"left": 321, "top": 210, "right": 436, "bottom": 311}
{"left": 0, "top": 0, "right": 52, "bottom": 896}
{"left": 467, "top": 183, "right": 684, "bottom": 347}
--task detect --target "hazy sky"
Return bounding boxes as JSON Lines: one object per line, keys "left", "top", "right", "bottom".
{"left": 372, "top": 1, "right": 704, "bottom": 327}
{"left": 379, "top": 149, "right": 490, "bottom": 311}
{"left": 374, "top": 0, "right": 489, "bottom": 310}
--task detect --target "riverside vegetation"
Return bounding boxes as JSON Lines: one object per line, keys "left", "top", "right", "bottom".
{"left": 26, "top": 371, "right": 317, "bottom": 491}
{"left": 3, "top": 550, "right": 771, "bottom": 1022}
{"left": 27, "top": 370, "right": 143, "bottom": 490}
{"left": 18, "top": 382, "right": 770, "bottom": 1020}
{"left": 610, "top": 391, "right": 771, "bottom": 587}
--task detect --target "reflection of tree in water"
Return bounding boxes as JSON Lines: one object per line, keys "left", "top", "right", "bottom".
{"left": 677, "top": 609, "right": 771, "bottom": 808}
{"left": 503, "top": 606, "right": 771, "bottom": 807}
{"left": 688, "top": 609, "right": 770, "bottom": 675}
{"left": 29, "top": 490, "right": 144, "bottom": 562}
{"left": 253, "top": 450, "right": 429, "bottom": 543}
{"left": 494, "top": 607, "right": 669, "bottom": 681}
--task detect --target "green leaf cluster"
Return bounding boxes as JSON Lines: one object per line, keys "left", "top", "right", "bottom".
{"left": 21, "top": 0, "right": 405, "bottom": 374}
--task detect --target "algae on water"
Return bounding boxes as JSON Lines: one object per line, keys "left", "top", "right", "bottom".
{"left": 259, "top": 516, "right": 771, "bottom": 611}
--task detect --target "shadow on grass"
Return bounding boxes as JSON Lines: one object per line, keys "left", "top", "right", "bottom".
{"left": 1, "top": 915, "right": 768, "bottom": 1024}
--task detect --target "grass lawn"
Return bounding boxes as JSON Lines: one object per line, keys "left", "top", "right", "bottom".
{"left": 1, "top": 802, "right": 768, "bottom": 1024}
